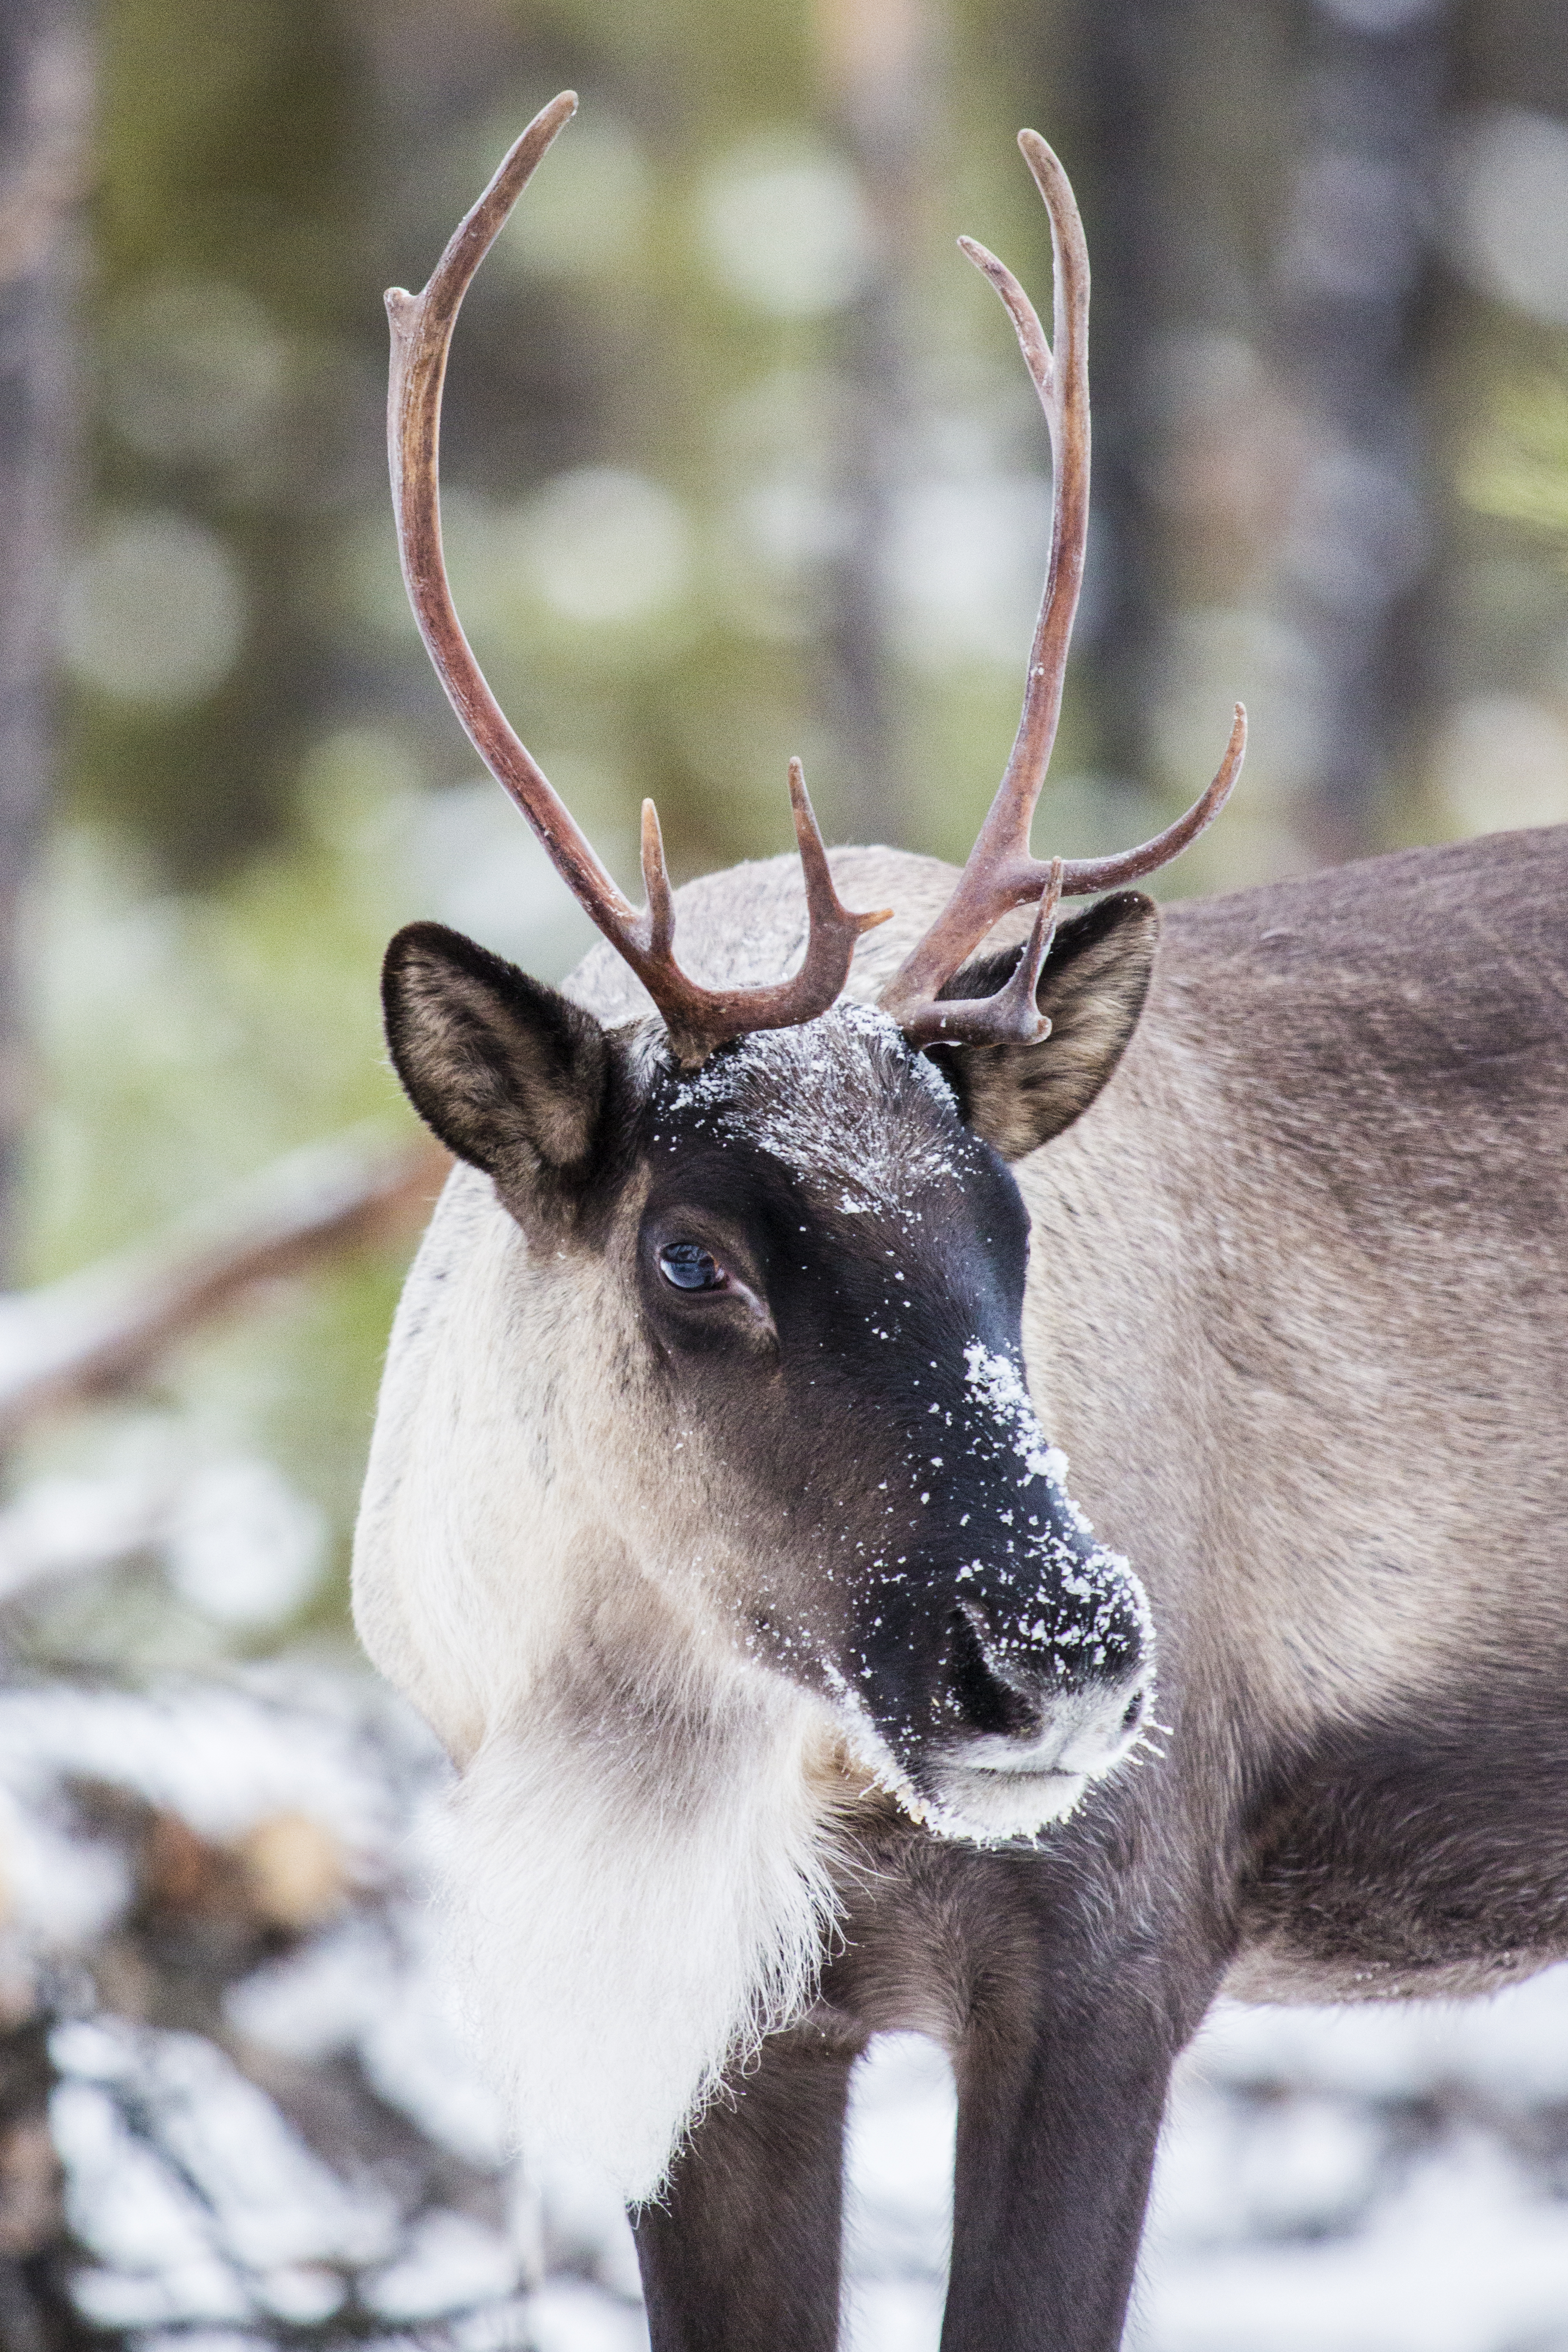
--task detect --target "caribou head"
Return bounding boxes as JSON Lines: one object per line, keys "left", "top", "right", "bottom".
{"left": 368, "top": 92, "right": 1243, "bottom": 1848}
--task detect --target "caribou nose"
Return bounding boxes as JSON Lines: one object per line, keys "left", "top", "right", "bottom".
{"left": 944, "top": 1602, "right": 1043, "bottom": 1739}
{"left": 945, "top": 1599, "right": 1149, "bottom": 1762}
{"left": 924, "top": 1599, "right": 1152, "bottom": 1838}
{"left": 944, "top": 1584, "right": 1148, "bottom": 1737}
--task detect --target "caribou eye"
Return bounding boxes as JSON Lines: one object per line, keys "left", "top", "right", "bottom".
{"left": 658, "top": 1241, "right": 728, "bottom": 1292}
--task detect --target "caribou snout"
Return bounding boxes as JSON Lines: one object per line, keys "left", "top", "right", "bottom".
{"left": 930, "top": 1595, "right": 1152, "bottom": 1835}
{"left": 837, "top": 1511, "right": 1155, "bottom": 1844}
{"left": 915, "top": 1552, "right": 1152, "bottom": 1836}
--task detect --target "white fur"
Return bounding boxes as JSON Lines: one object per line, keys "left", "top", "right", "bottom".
{"left": 353, "top": 1169, "right": 580, "bottom": 1761}
{"left": 354, "top": 1165, "right": 847, "bottom": 2197}
{"left": 433, "top": 1672, "right": 839, "bottom": 2200}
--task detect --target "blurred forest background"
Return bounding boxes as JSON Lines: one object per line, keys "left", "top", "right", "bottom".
{"left": 1, "top": 0, "right": 1568, "bottom": 2344}
{"left": 14, "top": 0, "right": 1568, "bottom": 1660}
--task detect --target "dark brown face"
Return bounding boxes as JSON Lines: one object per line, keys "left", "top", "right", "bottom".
{"left": 378, "top": 904, "right": 1162, "bottom": 1839}
{"left": 626, "top": 1013, "right": 1152, "bottom": 1836}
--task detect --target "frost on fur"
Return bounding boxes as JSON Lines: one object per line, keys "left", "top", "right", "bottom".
{"left": 429, "top": 1669, "right": 841, "bottom": 2201}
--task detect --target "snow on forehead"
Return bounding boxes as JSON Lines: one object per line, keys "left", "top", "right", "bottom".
{"left": 665, "top": 1001, "right": 967, "bottom": 1205}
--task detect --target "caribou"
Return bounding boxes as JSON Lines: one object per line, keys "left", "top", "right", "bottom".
{"left": 352, "top": 92, "right": 1568, "bottom": 2352}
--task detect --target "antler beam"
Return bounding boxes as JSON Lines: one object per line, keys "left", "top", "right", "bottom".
{"left": 879, "top": 132, "right": 1246, "bottom": 1048}
{"left": 386, "top": 91, "right": 888, "bottom": 1071}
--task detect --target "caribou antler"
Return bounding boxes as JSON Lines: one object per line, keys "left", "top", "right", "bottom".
{"left": 879, "top": 132, "right": 1246, "bottom": 1049}
{"left": 385, "top": 90, "right": 889, "bottom": 1071}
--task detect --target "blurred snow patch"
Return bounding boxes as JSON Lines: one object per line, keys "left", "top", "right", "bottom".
{"left": 1132, "top": 1978, "right": 1568, "bottom": 2351}
{"left": 1450, "top": 108, "right": 1568, "bottom": 327}
{"left": 843, "top": 2034, "right": 953, "bottom": 2352}
{"left": 0, "top": 1422, "right": 326, "bottom": 1631}
{"left": 166, "top": 1456, "right": 326, "bottom": 1626}
{"left": 524, "top": 2276, "right": 649, "bottom": 2352}
{"left": 0, "top": 1680, "right": 399, "bottom": 1862}
{"left": 54, "top": 2017, "right": 397, "bottom": 2274}
{"left": 367, "top": 2209, "right": 519, "bottom": 2321}
{"left": 1139, "top": 2136, "right": 1568, "bottom": 2352}
{"left": 536, "top": 2160, "right": 644, "bottom": 2302}
{"left": 699, "top": 134, "right": 876, "bottom": 317}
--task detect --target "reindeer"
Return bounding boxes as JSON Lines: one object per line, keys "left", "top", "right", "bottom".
{"left": 353, "top": 92, "right": 1568, "bottom": 2352}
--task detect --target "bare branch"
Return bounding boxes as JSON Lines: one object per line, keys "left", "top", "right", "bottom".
{"left": 0, "top": 1128, "right": 449, "bottom": 1441}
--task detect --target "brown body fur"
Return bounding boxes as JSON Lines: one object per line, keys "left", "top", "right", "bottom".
{"left": 568, "top": 824, "right": 1568, "bottom": 2347}
{"left": 371, "top": 822, "right": 1568, "bottom": 2350}
{"left": 1041, "top": 822, "right": 1568, "bottom": 2002}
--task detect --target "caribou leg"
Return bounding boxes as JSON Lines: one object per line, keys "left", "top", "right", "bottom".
{"left": 633, "top": 2021, "right": 861, "bottom": 2352}
{"left": 940, "top": 1979, "right": 1176, "bottom": 2352}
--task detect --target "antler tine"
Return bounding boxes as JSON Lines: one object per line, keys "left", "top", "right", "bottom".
{"left": 880, "top": 134, "right": 1244, "bottom": 1045}
{"left": 899, "top": 861, "right": 1064, "bottom": 1052}
{"left": 1058, "top": 702, "right": 1246, "bottom": 893}
{"left": 387, "top": 93, "right": 888, "bottom": 1071}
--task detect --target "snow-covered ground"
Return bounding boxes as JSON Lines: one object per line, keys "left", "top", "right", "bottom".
{"left": 515, "top": 1974, "right": 1568, "bottom": 2351}
{"left": 1135, "top": 1980, "right": 1568, "bottom": 2352}
{"left": 840, "top": 1979, "right": 1568, "bottom": 2352}
{"left": 7, "top": 1675, "right": 1568, "bottom": 2349}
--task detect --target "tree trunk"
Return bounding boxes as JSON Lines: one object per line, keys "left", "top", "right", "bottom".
{"left": 0, "top": 0, "right": 89, "bottom": 1277}
{"left": 1080, "top": 0, "right": 1450, "bottom": 873}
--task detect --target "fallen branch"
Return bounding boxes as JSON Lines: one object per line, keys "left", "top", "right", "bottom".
{"left": 0, "top": 1125, "right": 450, "bottom": 1439}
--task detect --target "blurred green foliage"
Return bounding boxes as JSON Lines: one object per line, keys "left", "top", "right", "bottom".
{"left": 24, "top": 0, "right": 1568, "bottom": 1666}
{"left": 1463, "top": 374, "right": 1568, "bottom": 544}
{"left": 22, "top": 0, "right": 1095, "bottom": 1657}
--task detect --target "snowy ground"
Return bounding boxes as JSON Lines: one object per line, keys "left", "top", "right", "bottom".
{"left": 10, "top": 1676, "right": 1568, "bottom": 2349}
{"left": 839, "top": 1980, "right": 1568, "bottom": 2352}
{"left": 520, "top": 1970, "right": 1568, "bottom": 2352}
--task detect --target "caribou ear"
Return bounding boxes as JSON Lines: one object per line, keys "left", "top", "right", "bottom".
{"left": 932, "top": 893, "right": 1159, "bottom": 1162}
{"left": 382, "top": 922, "right": 614, "bottom": 1214}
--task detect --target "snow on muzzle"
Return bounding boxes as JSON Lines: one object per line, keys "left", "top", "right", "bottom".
{"left": 824, "top": 1343, "right": 1155, "bottom": 1844}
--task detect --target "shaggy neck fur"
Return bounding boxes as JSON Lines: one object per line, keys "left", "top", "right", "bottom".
{"left": 436, "top": 1652, "right": 842, "bottom": 2198}
{"left": 354, "top": 1163, "right": 852, "bottom": 2196}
